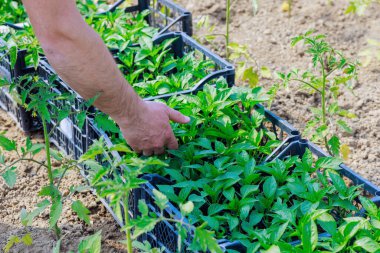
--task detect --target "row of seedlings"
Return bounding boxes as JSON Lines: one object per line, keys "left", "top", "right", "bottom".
{"left": 81, "top": 68, "right": 380, "bottom": 251}
{"left": 82, "top": 82, "right": 305, "bottom": 252}
{"left": 0, "top": 0, "right": 193, "bottom": 132}
{"left": 38, "top": 31, "right": 235, "bottom": 160}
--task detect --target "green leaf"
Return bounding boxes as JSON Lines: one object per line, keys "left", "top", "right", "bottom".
{"left": 4, "top": 235, "right": 20, "bottom": 253}
{"left": 78, "top": 231, "right": 102, "bottom": 253}
{"left": 76, "top": 111, "right": 86, "bottom": 129}
{"left": 153, "top": 189, "right": 168, "bottom": 210}
{"left": 72, "top": 200, "right": 91, "bottom": 225}
{"left": 261, "top": 245, "right": 281, "bottom": 253}
{"left": 0, "top": 134, "right": 17, "bottom": 151}
{"left": 359, "top": 196, "right": 378, "bottom": 217}
{"left": 190, "top": 226, "right": 223, "bottom": 253}
{"left": 240, "top": 185, "right": 259, "bottom": 199}
{"left": 138, "top": 200, "right": 149, "bottom": 216}
{"left": 223, "top": 187, "right": 235, "bottom": 201}
{"left": 52, "top": 240, "right": 61, "bottom": 253}
{"left": 354, "top": 237, "right": 380, "bottom": 252}
{"left": 317, "top": 212, "right": 336, "bottom": 235}
{"left": 263, "top": 176, "right": 277, "bottom": 198}
{"left": 21, "top": 233, "right": 33, "bottom": 246}
{"left": 328, "top": 135, "right": 341, "bottom": 157}
{"left": 329, "top": 171, "right": 347, "bottom": 195}
{"left": 9, "top": 46, "right": 17, "bottom": 68}
{"left": 21, "top": 199, "right": 50, "bottom": 226}
{"left": 301, "top": 219, "right": 318, "bottom": 252}
{"left": 208, "top": 204, "right": 226, "bottom": 216}
{"left": 49, "top": 199, "right": 63, "bottom": 229}
{"left": 337, "top": 119, "right": 353, "bottom": 133}
{"left": 2, "top": 167, "right": 17, "bottom": 188}
{"left": 315, "top": 157, "right": 343, "bottom": 169}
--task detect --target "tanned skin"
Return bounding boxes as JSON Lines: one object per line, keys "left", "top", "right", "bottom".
{"left": 21, "top": 0, "right": 190, "bottom": 156}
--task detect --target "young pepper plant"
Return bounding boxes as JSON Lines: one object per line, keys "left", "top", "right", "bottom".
{"left": 277, "top": 30, "right": 359, "bottom": 157}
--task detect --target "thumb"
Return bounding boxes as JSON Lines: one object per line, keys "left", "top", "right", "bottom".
{"left": 167, "top": 107, "right": 190, "bottom": 124}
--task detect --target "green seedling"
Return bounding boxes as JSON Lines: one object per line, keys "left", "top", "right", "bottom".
{"left": 345, "top": 0, "right": 380, "bottom": 15}
{"left": 277, "top": 31, "right": 359, "bottom": 158}
{"left": 87, "top": 9, "right": 158, "bottom": 50}
{"left": 0, "top": 75, "right": 95, "bottom": 238}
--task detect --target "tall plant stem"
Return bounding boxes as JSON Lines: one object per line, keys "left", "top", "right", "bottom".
{"left": 321, "top": 63, "right": 331, "bottom": 155}
{"left": 42, "top": 118, "right": 61, "bottom": 237}
{"left": 226, "top": 0, "right": 231, "bottom": 60}
{"left": 42, "top": 118, "right": 53, "bottom": 186}
{"left": 123, "top": 194, "right": 133, "bottom": 253}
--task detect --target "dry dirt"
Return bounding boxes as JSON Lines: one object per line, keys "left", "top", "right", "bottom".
{"left": 177, "top": 0, "right": 380, "bottom": 184}
{"left": 0, "top": 110, "right": 125, "bottom": 252}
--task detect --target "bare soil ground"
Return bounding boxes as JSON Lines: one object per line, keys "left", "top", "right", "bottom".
{"left": 178, "top": 0, "right": 380, "bottom": 185}
{"left": 0, "top": 110, "right": 124, "bottom": 252}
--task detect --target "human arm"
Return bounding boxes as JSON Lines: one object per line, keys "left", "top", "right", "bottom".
{"left": 21, "top": 0, "right": 189, "bottom": 155}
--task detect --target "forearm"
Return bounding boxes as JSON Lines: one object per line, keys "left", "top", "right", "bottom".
{"left": 21, "top": 0, "right": 141, "bottom": 121}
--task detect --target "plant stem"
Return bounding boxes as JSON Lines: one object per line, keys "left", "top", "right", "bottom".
{"left": 320, "top": 62, "right": 332, "bottom": 155}
{"left": 42, "top": 118, "right": 54, "bottom": 186}
{"left": 123, "top": 194, "right": 133, "bottom": 253}
{"left": 226, "top": 0, "right": 231, "bottom": 60}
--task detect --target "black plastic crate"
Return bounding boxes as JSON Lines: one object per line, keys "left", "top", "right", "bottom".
{"left": 123, "top": 31, "right": 236, "bottom": 101}
{"left": 37, "top": 60, "right": 89, "bottom": 160}
{"left": 0, "top": 38, "right": 41, "bottom": 132}
{"left": 87, "top": 120, "right": 380, "bottom": 252}
{"left": 40, "top": 31, "right": 236, "bottom": 159}
{"left": 83, "top": 103, "right": 302, "bottom": 252}
{"left": 108, "top": 0, "right": 193, "bottom": 36}
{"left": 219, "top": 139, "right": 380, "bottom": 252}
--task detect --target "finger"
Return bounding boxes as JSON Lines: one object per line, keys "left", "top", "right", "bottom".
{"left": 168, "top": 107, "right": 190, "bottom": 124}
{"left": 143, "top": 149, "right": 153, "bottom": 156}
{"left": 153, "top": 147, "right": 165, "bottom": 156}
{"left": 166, "top": 131, "right": 179, "bottom": 150}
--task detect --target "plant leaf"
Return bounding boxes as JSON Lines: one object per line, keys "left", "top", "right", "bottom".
{"left": 72, "top": 200, "right": 91, "bottom": 225}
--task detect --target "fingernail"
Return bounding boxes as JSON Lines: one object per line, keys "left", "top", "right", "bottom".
{"left": 185, "top": 116, "right": 191, "bottom": 122}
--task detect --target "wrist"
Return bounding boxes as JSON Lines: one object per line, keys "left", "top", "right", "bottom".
{"left": 111, "top": 84, "right": 145, "bottom": 127}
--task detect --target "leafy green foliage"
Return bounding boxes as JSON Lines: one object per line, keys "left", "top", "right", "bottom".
{"left": 277, "top": 31, "right": 359, "bottom": 157}
{"left": 78, "top": 230, "right": 102, "bottom": 253}
{"left": 3, "top": 233, "right": 33, "bottom": 253}
{"left": 115, "top": 36, "right": 215, "bottom": 98}
{"left": 87, "top": 9, "right": 158, "bottom": 50}
{"left": 345, "top": 0, "right": 380, "bottom": 15}
{"left": 0, "top": 0, "right": 27, "bottom": 24}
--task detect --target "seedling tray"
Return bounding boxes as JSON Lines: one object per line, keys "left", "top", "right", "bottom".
{"left": 220, "top": 139, "right": 380, "bottom": 252}
{"left": 86, "top": 117, "right": 380, "bottom": 253}
{"left": 82, "top": 104, "right": 301, "bottom": 253}
{"left": 107, "top": 0, "right": 193, "bottom": 36}
{"left": 0, "top": 38, "right": 41, "bottom": 132}
{"left": 37, "top": 60, "right": 88, "bottom": 160}
{"left": 115, "top": 31, "right": 236, "bottom": 101}
{"left": 39, "top": 31, "right": 236, "bottom": 160}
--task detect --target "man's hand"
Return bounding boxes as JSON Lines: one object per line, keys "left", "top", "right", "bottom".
{"left": 117, "top": 101, "right": 190, "bottom": 156}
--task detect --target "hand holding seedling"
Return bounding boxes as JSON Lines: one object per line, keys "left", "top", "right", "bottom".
{"left": 21, "top": 0, "right": 189, "bottom": 155}
{"left": 117, "top": 100, "right": 190, "bottom": 156}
